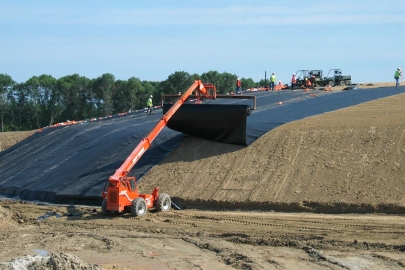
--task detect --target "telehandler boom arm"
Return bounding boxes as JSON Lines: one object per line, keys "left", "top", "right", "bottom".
{"left": 108, "top": 80, "right": 214, "bottom": 185}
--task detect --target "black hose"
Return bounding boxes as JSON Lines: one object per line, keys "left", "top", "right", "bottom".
{"left": 171, "top": 201, "right": 181, "bottom": 210}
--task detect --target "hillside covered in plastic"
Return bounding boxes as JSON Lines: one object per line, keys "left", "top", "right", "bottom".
{"left": 0, "top": 86, "right": 404, "bottom": 211}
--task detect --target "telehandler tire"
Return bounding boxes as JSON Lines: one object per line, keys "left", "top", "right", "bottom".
{"left": 131, "top": 197, "right": 147, "bottom": 217}
{"left": 101, "top": 198, "right": 109, "bottom": 216}
{"left": 155, "top": 193, "right": 171, "bottom": 212}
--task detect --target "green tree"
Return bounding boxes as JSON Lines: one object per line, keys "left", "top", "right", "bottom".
{"left": 7, "top": 82, "right": 35, "bottom": 130}
{"left": 159, "top": 71, "right": 194, "bottom": 95}
{"left": 113, "top": 77, "right": 145, "bottom": 113}
{"left": 189, "top": 73, "right": 201, "bottom": 82}
{"left": 93, "top": 73, "right": 115, "bottom": 116}
{"left": 0, "top": 70, "right": 266, "bottom": 129}
{"left": 241, "top": 77, "right": 255, "bottom": 90}
{"left": 219, "top": 72, "right": 237, "bottom": 95}
{"left": 113, "top": 79, "right": 129, "bottom": 113}
{"left": 201, "top": 71, "right": 238, "bottom": 94}
{"left": 201, "top": 70, "right": 220, "bottom": 84}
{"left": 258, "top": 79, "right": 268, "bottom": 88}
{"left": 0, "top": 74, "right": 15, "bottom": 132}
{"left": 24, "top": 75, "right": 60, "bottom": 127}
{"left": 57, "top": 74, "right": 92, "bottom": 121}
{"left": 201, "top": 70, "right": 225, "bottom": 94}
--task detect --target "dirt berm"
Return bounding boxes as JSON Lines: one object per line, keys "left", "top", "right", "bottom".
{"left": 141, "top": 89, "right": 405, "bottom": 214}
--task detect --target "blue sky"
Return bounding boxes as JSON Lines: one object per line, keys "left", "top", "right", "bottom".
{"left": 1, "top": 0, "right": 404, "bottom": 84}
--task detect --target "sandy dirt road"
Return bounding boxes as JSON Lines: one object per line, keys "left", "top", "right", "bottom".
{"left": 1, "top": 201, "right": 405, "bottom": 269}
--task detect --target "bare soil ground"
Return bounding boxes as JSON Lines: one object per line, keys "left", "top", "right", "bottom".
{"left": 1, "top": 82, "right": 405, "bottom": 269}
{"left": 0, "top": 130, "right": 35, "bottom": 151}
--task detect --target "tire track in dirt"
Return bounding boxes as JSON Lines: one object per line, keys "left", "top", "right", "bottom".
{"left": 274, "top": 132, "right": 304, "bottom": 201}
{"left": 2, "top": 201, "right": 405, "bottom": 269}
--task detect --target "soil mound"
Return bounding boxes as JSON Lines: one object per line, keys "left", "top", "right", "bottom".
{"left": 0, "top": 205, "right": 13, "bottom": 226}
{"left": 0, "top": 252, "right": 102, "bottom": 270}
{"left": 141, "top": 92, "right": 405, "bottom": 214}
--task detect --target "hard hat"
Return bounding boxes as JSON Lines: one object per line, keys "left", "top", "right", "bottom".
{"left": 150, "top": 95, "right": 153, "bottom": 98}
{"left": 272, "top": 72, "right": 275, "bottom": 74}
{"left": 399, "top": 68, "right": 401, "bottom": 70}
{"left": 292, "top": 73, "right": 295, "bottom": 76}
{"left": 305, "top": 78, "right": 308, "bottom": 80}
{"left": 237, "top": 78, "right": 240, "bottom": 80}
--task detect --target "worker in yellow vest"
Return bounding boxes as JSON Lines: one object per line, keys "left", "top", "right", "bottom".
{"left": 147, "top": 95, "right": 153, "bottom": 114}
{"left": 270, "top": 72, "right": 276, "bottom": 91}
{"left": 394, "top": 68, "right": 402, "bottom": 87}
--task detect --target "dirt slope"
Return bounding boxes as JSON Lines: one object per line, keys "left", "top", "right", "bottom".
{"left": 0, "top": 130, "right": 35, "bottom": 151}
{"left": 141, "top": 89, "right": 405, "bottom": 214}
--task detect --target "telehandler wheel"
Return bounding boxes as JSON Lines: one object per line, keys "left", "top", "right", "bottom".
{"left": 131, "top": 197, "right": 147, "bottom": 217}
{"left": 101, "top": 198, "right": 109, "bottom": 216}
{"left": 155, "top": 193, "right": 171, "bottom": 212}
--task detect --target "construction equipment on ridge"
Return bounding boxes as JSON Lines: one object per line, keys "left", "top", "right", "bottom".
{"left": 102, "top": 80, "right": 255, "bottom": 217}
{"left": 295, "top": 69, "right": 352, "bottom": 88}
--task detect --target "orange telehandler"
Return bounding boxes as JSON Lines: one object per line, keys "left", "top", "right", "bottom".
{"left": 101, "top": 80, "right": 218, "bottom": 217}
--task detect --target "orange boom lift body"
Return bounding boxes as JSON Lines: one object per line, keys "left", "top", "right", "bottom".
{"left": 101, "top": 80, "right": 217, "bottom": 217}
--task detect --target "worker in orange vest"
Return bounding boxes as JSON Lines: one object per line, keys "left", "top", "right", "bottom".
{"left": 304, "top": 78, "right": 313, "bottom": 90}
{"left": 291, "top": 73, "right": 296, "bottom": 90}
{"left": 274, "top": 80, "right": 284, "bottom": 90}
{"left": 235, "top": 78, "right": 242, "bottom": 94}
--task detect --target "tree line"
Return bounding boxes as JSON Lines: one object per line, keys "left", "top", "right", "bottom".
{"left": 0, "top": 71, "right": 267, "bottom": 132}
